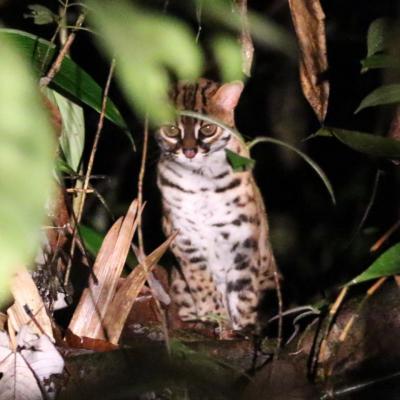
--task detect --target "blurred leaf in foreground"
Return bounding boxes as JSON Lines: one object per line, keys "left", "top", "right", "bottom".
{"left": 349, "top": 243, "right": 400, "bottom": 285}
{"left": 211, "top": 35, "right": 243, "bottom": 82}
{"left": 88, "top": 0, "right": 203, "bottom": 125}
{"left": 0, "top": 29, "right": 128, "bottom": 134}
{"left": 0, "top": 38, "right": 54, "bottom": 305}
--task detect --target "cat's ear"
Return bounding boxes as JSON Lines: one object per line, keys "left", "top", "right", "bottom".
{"left": 212, "top": 81, "right": 244, "bottom": 111}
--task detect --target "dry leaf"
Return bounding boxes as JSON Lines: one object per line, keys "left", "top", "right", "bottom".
{"left": 289, "top": 0, "right": 329, "bottom": 122}
{"left": 0, "top": 326, "right": 64, "bottom": 400}
{"left": 104, "top": 232, "right": 177, "bottom": 345}
{"left": 68, "top": 199, "right": 139, "bottom": 341}
{"left": 236, "top": 0, "right": 254, "bottom": 77}
{"left": 7, "top": 268, "right": 54, "bottom": 341}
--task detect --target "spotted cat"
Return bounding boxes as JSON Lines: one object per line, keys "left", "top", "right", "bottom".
{"left": 156, "top": 78, "right": 278, "bottom": 331}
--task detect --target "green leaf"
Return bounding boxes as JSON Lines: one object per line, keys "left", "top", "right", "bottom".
{"left": 201, "top": 0, "right": 296, "bottom": 60}
{"left": 366, "top": 18, "right": 388, "bottom": 57}
{"left": 349, "top": 243, "right": 400, "bottom": 285}
{"left": 87, "top": 0, "right": 203, "bottom": 125}
{"left": 361, "top": 54, "right": 400, "bottom": 73}
{"left": 79, "top": 224, "right": 138, "bottom": 268}
{"left": 225, "top": 149, "right": 255, "bottom": 171}
{"left": 0, "top": 37, "right": 55, "bottom": 304}
{"left": 0, "top": 29, "right": 130, "bottom": 137}
{"left": 45, "top": 88, "right": 85, "bottom": 172}
{"left": 356, "top": 84, "right": 400, "bottom": 113}
{"left": 248, "top": 137, "right": 336, "bottom": 205}
{"left": 211, "top": 35, "right": 243, "bottom": 82}
{"left": 23, "top": 4, "right": 58, "bottom": 25}
{"left": 317, "top": 127, "right": 400, "bottom": 159}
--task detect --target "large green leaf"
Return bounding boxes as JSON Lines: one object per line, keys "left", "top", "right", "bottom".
{"left": 88, "top": 0, "right": 203, "bottom": 125}
{"left": 248, "top": 137, "right": 336, "bottom": 205}
{"left": 349, "top": 243, "right": 400, "bottom": 285}
{"left": 356, "top": 84, "right": 400, "bottom": 113}
{"left": 0, "top": 38, "right": 54, "bottom": 304}
{"left": 0, "top": 29, "right": 128, "bottom": 133}
{"left": 317, "top": 127, "right": 400, "bottom": 159}
{"left": 366, "top": 18, "right": 388, "bottom": 58}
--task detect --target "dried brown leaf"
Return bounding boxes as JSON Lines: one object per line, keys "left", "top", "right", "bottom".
{"left": 104, "top": 232, "right": 177, "bottom": 345}
{"left": 68, "top": 199, "right": 139, "bottom": 341}
{"left": 236, "top": 0, "right": 254, "bottom": 77}
{"left": 7, "top": 268, "right": 54, "bottom": 340}
{"left": 289, "top": 0, "right": 329, "bottom": 122}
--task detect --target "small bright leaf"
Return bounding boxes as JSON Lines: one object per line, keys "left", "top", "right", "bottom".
{"left": 23, "top": 4, "right": 58, "bottom": 25}
{"left": 356, "top": 84, "right": 400, "bottom": 113}
{"left": 366, "top": 18, "right": 388, "bottom": 57}
{"left": 225, "top": 149, "right": 255, "bottom": 171}
{"left": 0, "top": 29, "right": 128, "bottom": 133}
{"left": 317, "top": 127, "right": 400, "bottom": 159}
{"left": 350, "top": 242, "right": 400, "bottom": 285}
{"left": 88, "top": 0, "right": 203, "bottom": 125}
{"left": 211, "top": 35, "right": 243, "bottom": 82}
{"left": 0, "top": 37, "right": 54, "bottom": 305}
{"left": 248, "top": 136, "right": 336, "bottom": 205}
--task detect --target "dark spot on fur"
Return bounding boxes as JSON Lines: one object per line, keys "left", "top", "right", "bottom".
{"left": 243, "top": 238, "right": 258, "bottom": 250}
{"left": 214, "top": 170, "right": 230, "bottom": 179}
{"left": 215, "top": 178, "right": 241, "bottom": 193}
{"left": 231, "top": 242, "right": 240, "bottom": 252}
{"left": 227, "top": 278, "right": 252, "bottom": 292}
{"left": 212, "top": 222, "right": 227, "bottom": 227}
{"left": 221, "top": 232, "right": 230, "bottom": 239}
{"left": 189, "top": 256, "right": 206, "bottom": 263}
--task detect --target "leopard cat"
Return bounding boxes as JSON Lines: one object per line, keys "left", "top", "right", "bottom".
{"left": 155, "top": 78, "right": 278, "bottom": 331}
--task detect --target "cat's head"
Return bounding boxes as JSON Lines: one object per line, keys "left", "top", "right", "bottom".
{"left": 155, "top": 79, "right": 243, "bottom": 161}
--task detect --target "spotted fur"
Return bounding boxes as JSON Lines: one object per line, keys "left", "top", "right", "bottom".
{"left": 155, "top": 79, "right": 278, "bottom": 331}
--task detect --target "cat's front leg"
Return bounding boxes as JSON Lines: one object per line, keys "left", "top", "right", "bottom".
{"left": 225, "top": 252, "right": 260, "bottom": 331}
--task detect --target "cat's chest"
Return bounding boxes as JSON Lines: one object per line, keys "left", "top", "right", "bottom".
{"left": 158, "top": 158, "right": 257, "bottom": 239}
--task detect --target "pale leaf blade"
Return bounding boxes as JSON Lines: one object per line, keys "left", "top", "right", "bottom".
{"left": 104, "top": 232, "right": 177, "bottom": 345}
{"left": 68, "top": 200, "right": 139, "bottom": 340}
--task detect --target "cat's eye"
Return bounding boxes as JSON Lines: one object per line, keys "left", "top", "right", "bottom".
{"left": 162, "top": 124, "right": 180, "bottom": 138}
{"left": 199, "top": 124, "right": 218, "bottom": 137}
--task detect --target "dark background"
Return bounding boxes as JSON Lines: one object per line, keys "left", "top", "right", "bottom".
{"left": 2, "top": 0, "right": 400, "bottom": 304}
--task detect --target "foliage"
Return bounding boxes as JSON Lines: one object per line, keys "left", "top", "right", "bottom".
{"left": 87, "top": 0, "right": 203, "bottom": 126}
{"left": 0, "top": 37, "right": 54, "bottom": 305}
{"left": 350, "top": 242, "right": 400, "bottom": 285}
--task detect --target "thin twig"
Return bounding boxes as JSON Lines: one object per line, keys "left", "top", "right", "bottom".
{"left": 64, "top": 58, "right": 116, "bottom": 286}
{"left": 273, "top": 268, "right": 283, "bottom": 358}
{"left": 40, "top": 12, "right": 86, "bottom": 88}
{"left": 370, "top": 219, "right": 400, "bottom": 252}
{"left": 137, "top": 117, "right": 149, "bottom": 253}
{"left": 136, "top": 117, "right": 172, "bottom": 354}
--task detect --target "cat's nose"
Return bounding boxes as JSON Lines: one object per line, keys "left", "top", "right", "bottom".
{"left": 183, "top": 148, "right": 197, "bottom": 159}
